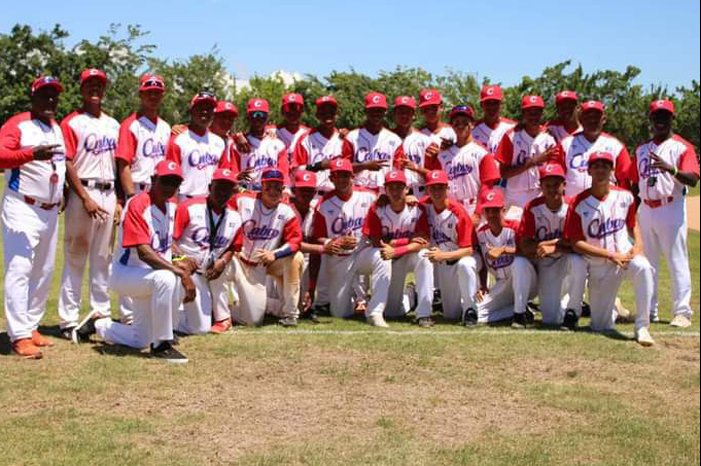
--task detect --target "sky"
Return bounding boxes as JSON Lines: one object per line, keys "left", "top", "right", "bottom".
{"left": 3, "top": 0, "right": 700, "bottom": 90}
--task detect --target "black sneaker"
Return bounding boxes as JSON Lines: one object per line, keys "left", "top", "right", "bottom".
{"left": 561, "top": 309, "right": 578, "bottom": 331}
{"left": 279, "top": 316, "right": 298, "bottom": 327}
{"left": 313, "top": 303, "right": 330, "bottom": 317}
{"left": 512, "top": 312, "right": 528, "bottom": 329}
{"left": 432, "top": 289, "right": 443, "bottom": 313}
{"left": 525, "top": 308, "right": 535, "bottom": 325}
{"left": 300, "top": 307, "right": 320, "bottom": 323}
{"left": 463, "top": 307, "right": 478, "bottom": 327}
{"left": 417, "top": 317, "right": 434, "bottom": 328}
{"left": 71, "top": 311, "right": 100, "bottom": 344}
{"left": 150, "top": 342, "right": 188, "bottom": 364}
{"left": 581, "top": 301, "right": 591, "bottom": 318}
{"left": 60, "top": 326, "right": 76, "bottom": 341}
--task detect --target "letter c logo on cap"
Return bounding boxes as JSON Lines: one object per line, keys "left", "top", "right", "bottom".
{"left": 530, "top": 96, "right": 537, "bottom": 103}
{"left": 487, "top": 192, "right": 495, "bottom": 201}
{"left": 372, "top": 95, "right": 380, "bottom": 103}
{"left": 254, "top": 100, "right": 262, "bottom": 108}
{"left": 223, "top": 169, "right": 231, "bottom": 176}
{"left": 431, "top": 172, "right": 439, "bottom": 179}
{"left": 487, "top": 87, "right": 494, "bottom": 95}
{"left": 168, "top": 161, "right": 177, "bottom": 170}
{"left": 303, "top": 173, "right": 311, "bottom": 181}
{"left": 546, "top": 165, "right": 553, "bottom": 172}
{"left": 425, "top": 92, "right": 433, "bottom": 100}
{"left": 401, "top": 97, "right": 408, "bottom": 103}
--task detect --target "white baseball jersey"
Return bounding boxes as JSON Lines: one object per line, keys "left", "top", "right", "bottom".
{"left": 0, "top": 112, "right": 67, "bottom": 204}
{"left": 517, "top": 196, "right": 570, "bottom": 262}
{"left": 235, "top": 193, "right": 302, "bottom": 264}
{"left": 232, "top": 134, "right": 289, "bottom": 187}
{"left": 292, "top": 128, "right": 344, "bottom": 192}
{"left": 165, "top": 128, "right": 227, "bottom": 197}
{"left": 362, "top": 203, "right": 429, "bottom": 243}
{"left": 313, "top": 189, "right": 377, "bottom": 253}
{"left": 292, "top": 197, "right": 319, "bottom": 242}
{"left": 557, "top": 132, "right": 632, "bottom": 197}
{"left": 564, "top": 187, "right": 636, "bottom": 264}
{"left": 476, "top": 221, "right": 519, "bottom": 280}
{"left": 496, "top": 128, "right": 557, "bottom": 193}
{"left": 631, "top": 135, "right": 700, "bottom": 201}
{"left": 173, "top": 197, "right": 243, "bottom": 272}
{"left": 424, "top": 199, "right": 474, "bottom": 252}
{"left": 342, "top": 127, "right": 403, "bottom": 190}
{"left": 400, "top": 130, "right": 432, "bottom": 190}
{"left": 431, "top": 141, "right": 500, "bottom": 214}
{"left": 546, "top": 119, "right": 582, "bottom": 143}
{"left": 420, "top": 125, "right": 457, "bottom": 148}
{"left": 117, "top": 192, "right": 177, "bottom": 269}
{"left": 61, "top": 110, "right": 119, "bottom": 181}
{"left": 277, "top": 124, "right": 309, "bottom": 156}
{"left": 115, "top": 113, "right": 171, "bottom": 184}
{"left": 472, "top": 118, "right": 517, "bottom": 153}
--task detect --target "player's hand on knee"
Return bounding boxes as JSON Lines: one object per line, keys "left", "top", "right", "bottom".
{"left": 486, "top": 246, "right": 504, "bottom": 261}
{"left": 205, "top": 258, "right": 227, "bottom": 280}
{"left": 83, "top": 197, "right": 109, "bottom": 222}
{"left": 323, "top": 239, "right": 343, "bottom": 256}
{"left": 536, "top": 243, "right": 556, "bottom": 258}
{"left": 32, "top": 143, "right": 61, "bottom": 161}
{"left": 254, "top": 249, "right": 276, "bottom": 266}
{"left": 426, "top": 247, "right": 445, "bottom": 263}
{"left": 181, "top": 273, "right": 197, "bottom": 303}
{"left": 609, "top": 252, "right": 631, "bottom": 269}
{"left": 379, "top": 241, "right": 395, "bottom": 260}
{"left": 475, "top": 287, "right": 489, "bottom": 303}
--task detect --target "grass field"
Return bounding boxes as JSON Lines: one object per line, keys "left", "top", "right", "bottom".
{"left": 0, "top": 182, "right": 699, "bottom": 466}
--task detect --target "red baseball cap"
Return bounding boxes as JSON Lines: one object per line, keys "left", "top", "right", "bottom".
{"left": 261, "top": 168, "right": 285, "bottom": 183}
{"left": 139, "top": 74, "right": 165, "bottom": 92}
{"left": 555, "top": 90, "right": 578, "bottom": 104}
{"left": 190, "top": 91, "right": 217, "bottom": 109}
{"left": 330, "top": 158, "right": 353, "bottom": 173}
{"left": 649, "top": 99, "right": 675, "bottom": 115}
{"left": 282, "top": 93, "right": 304, "bottom": 108}
{"left": 294, "top": 170, "right": 317, "bottom": 188}
{"left": 425, "top": 170, "right": 449, "bottom": 186}
{"left": 384, "top": 170, "right": 407, "bottom": 185}
{"left": 419, "top": 89, "right": 442, "bottom": 108}
{"left": 214, "top": 101, "right": 239, "bottom": 116}
{"left": 247, "top": 98, "right": 270, "bottom": 114}
{"left": 31, "top": 76, "right": 63, "bottom": 95}
{"left": 155, "top": 160, "right": 183, "bottom": 180}
{"left": 365, "top": 91, "right": 388, "bottom": 109}
{"left": 80, "top": 68, "right": 107, "bottom": 86}
{"left": 539, "top": 163, "right": 566, "bottom": 180}
{"left": 588, "top": 151, "right": 614, "bottom": 165}
{"left": 480, "top": 85, "right": 504, "bottom": 102}
{"left": 315, "top": 95, "right": 338, "bottom": 108}
{"left": 479, "top": 188, "right": 505, "bottom": 209}
{"left": 580, "top": 100, "right": 605, "bottom": 113}
{"left": 394, "top": 96, "right": 416, "bottom": 109}
{"left": 521, "top": 95, "right": 545, "bottom": 109}
{"left": 449, "top": 105, "right": 475, "bottom": 120}
{"left": 212, "top": 167, "right": 238, "bottom": 184}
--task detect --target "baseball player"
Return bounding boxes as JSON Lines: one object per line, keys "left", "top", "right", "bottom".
{"left": 517, "top": 163, "right": 587, "bottom": 329}
{"left": 496, "top": 95, "right": 559, "bottom": 211}
{"left": 556, "top": 100, "right": 632, "bottom": 198}
{"left": 418, "top": 89, "right": 457, "bottom": 149}
{"left": 391, "top": 96, "right": 433, "bottom": 195}
{"left": 172, "top": 168, "right": 242, "bottom": 334}
{"left": 116, "top": 74, "right": 171, "bottom": 199}
{"left": 0, "top": 76, "right": 66, "bottom": 359}
{"left": 74, "top": 160, "right": 196, "bottom": 362}
{"left": 363, "top": 170, "right": 434, "bottom": 325}
{"left": 475, "top": 188, "right": 537, "bottom": 327}
{"left": 546, "top": 91, "right": 582, "bottom": 143}
{"left": 342, "top": 92, "right": 403, "bottom": 191}
{"left": 430, "top": 105, "right": 500, "bottom": 222}
{"left": 630, "top": 99, "right": 700, "bottom": 327}
{"left": 564, "top": 151, "right": 655, "bottom": 346}
{"left": 231, "top": 168, "right": 303, "bottom": 326}
{"left": 472, "top": 84, "right": 517, "bottom": 153}
{"left": 421, "top": 170, "right": 479, "bottom": 324}
{"left": 312, "top": 159, "right": 389, "bottom": 325}
{"left": 57, "top": 68, "right": 120, "bottom": 338}
{"left": 231, "top": 98, "right": 290, "bottom": 190}
{"left": 165, "top": 91, "right": 228, "bottom": 199}
{"left": 276, "top": 93, "right": 309, "bottom": 159}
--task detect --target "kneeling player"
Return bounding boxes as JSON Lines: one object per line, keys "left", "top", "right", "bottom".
{"left": 564, "top": 151, "right": 655, "bottom": 346}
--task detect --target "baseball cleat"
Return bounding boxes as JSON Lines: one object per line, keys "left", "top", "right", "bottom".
{"left": 367, "top": 314, "right": 389, "bottom": 328}
{"left": 669, "top": 315, "right": 692, "bottom": 328}
{"left": 561, "top": 309, "right": 579, "bottom": 331}
{"left": 71, "top": 310, "right": 101, "bottom": 344}
{"left": 59, "top": 326, "right": 76, "bottom": 341}
{"left": 279, "top": 316, "right": 298, "bottom": 327}
{"left": 31, "top": 330, "right": 54, "bottom": 347}
{"left": 12, "top": 338, "right": 43, "bottom": 360}
{"left": 635, "top": 327, "right": 655, "bottom": 347}
{"left": 462, "top": 307, "right": 478, "bottom": 327}
{"left": 416, "top": 317, "right": 435, "bottom": 328}
{"left": 512, "top": 311, "right": 528, "bottom": 329}
{"left": 150, "top": 342, "right": 188, "bottom": 364}
{"left": 581, "top": 301, "right": 591, "bottom": 318}
{"left": 210, "top": 318, "right": 232, "bottom": 334}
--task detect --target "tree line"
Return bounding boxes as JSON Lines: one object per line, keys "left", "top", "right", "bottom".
{"left": 1, "top": 23, "right": 699, "bottom": 152}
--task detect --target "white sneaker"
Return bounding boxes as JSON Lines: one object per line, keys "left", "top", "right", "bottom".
{"left": 367, "top": 314, "right": 389, "bottom": 328}
{"left": 669, "top": 315, "right": 692, "bottom": 328}
{"left": 635, "top": 327, "right": 655, "bottom": 347}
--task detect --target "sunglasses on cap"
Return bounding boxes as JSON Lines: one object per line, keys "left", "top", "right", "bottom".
{"left": 196, "top": 91, "right": 215, "bottom": 98}
{"left": 262, "top": 169, "right": 284, "bottom": 179}
{"left": 249, "top": 110, "right": 268, "bottom": 119}
{"left": 142, "top": 79, "right": 164, "bottom": 89}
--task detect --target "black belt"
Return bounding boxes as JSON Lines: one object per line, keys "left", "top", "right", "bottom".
{"left": 446, "top": 259, "right": 458, "bottom": 266}
{"left": 80, "top": 179, "right": 114, "bottom": 191}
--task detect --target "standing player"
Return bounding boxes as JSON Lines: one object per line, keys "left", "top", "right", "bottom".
{"left": 116, "top": 74, "right": 170, "bottom": 199}
{"left": 517, "top": 163, "right": 587, "bottom": 329}
{"left": 391, "top": 96, "right": 433, "bottom": 195}
{"left": 76, "top": 160, "right": 196, "bottom": 362}
{"left": 418, "top": 89, "right": 457, "bottom": 150}
{"left": 231, "top": 169, "right": 303, "bottom": 326}
{"left": 474, "top": 188, "right": 537, "bottom": 327}
{"left": 275, "top": 93, "right": 309, "bottom": 160}
{"left": 631, "top": 99, "right": 700, "bottom": 327}
{"left": 362, "top": 171, "right": 434, "bottom": 325}
{"left": 496, "top": 95, "right": 558, "bottom": 211}
{"left": 422, "top": 170, "right": 479, "bottom": 324}
{"left": 342, "top": 92, "right": 403, "bottom": 191}
{"left": 564, "top": 151, "right": 655, "bottom": 346}
{"left": 0, "top": 76, "right": 66, "bottom": 359}
{"left": 231, "top": 98, "right": 289, "bottom": 190}
{"left": 166, "top": 91, "right": 227, "bottom": 199}
{"left": 431, "top": 105, "right": 500, "bottom": 223}
{"left": 312, "top": 159, "right": 389, "bottom": 326}
{"left": 557, "top": 100, "right": 632, "bottom": 198}
{"left": 546, "top": 91, "right": 582, "bottom": 143}
{"left": 57, "top": 68, "right": 120, "bottom": 337}
{"left": 472, "top": 84, "right": 517, "bottom": 153}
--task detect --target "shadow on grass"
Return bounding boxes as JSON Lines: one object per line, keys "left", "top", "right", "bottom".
{"left": 90, "top": 343, "right": 149, "bottom": 359}
{"left": 0, "top": 331, "right": 10, "bottom": 355}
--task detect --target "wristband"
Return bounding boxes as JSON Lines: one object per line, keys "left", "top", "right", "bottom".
{"left": 671, "top": 166, "right": 679, "bottom": 177}
{"left": 172, "top": 255, "right": 187, "bottom": 263}
{"left": 394, "top": 245, "right": 409, "bottom": 258}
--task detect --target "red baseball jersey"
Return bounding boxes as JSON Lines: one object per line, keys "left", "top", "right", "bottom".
{"left": 232, "top": 134, "right": 289, "bottom": 187}
{"left": 313, "top": 189, "right": 377, "bottom": 253}
{"left": 115, "top": 113, "right": 171, "bottom": 184}
{"left": 166, "top": 128, "right": 227, "bottom": 197}
{"left": 342, "top": 127, "right": 403, "bottom": 190}
{"left": 292, "top": 129, "right": 344, "bottom": 192}
{"left": 496, "top": 128, "right": 558, "bottom": 193}
{"left": 476, "top": 221, "right": 519, "bottom": 280}
{"left": 424, "top": 199, "right": 474, "bottom": 252}
{"left": 362, "top": 203, "right": 429, "bottom": 243}
{"left": 61, "top": 110, "right": 119, "bottom": 181}
{"left": 400, "top": 130, "right": 432, "bottom": 191}
{"left": 472, "top": 117, "right": 517, "bottom": 153}
{"left": 276, "top": 124, "right": 309, "bottom": 157}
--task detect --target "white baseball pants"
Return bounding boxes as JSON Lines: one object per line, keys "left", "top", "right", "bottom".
{"left": 535, "top": 254, "right": 587, "bottom": 325}
{"left": 435, "top": 255, "right": 478, "bottom": 320}
{"left": 477, "top": 256, "right": 537, "bottom": 323}
{"left": 385, "top": 250, "right": 434, "bottom": 318}
{"left": 177, "top": 269, "right": 233, "bottom": 335}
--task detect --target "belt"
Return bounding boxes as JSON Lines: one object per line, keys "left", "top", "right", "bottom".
{"left": 80, "top": 179, "right": 114, "bottom": 191}
{"left": 643, "top": 196, "right": 674, "bottom": 208}
{"left": 23, "top": 195, "right": 60, "bottom": 210}
{"left": 446, "top": 259, "right": 458, "bottom": 266}
{"left": 239, "top": 256, "right": 260, "bottom": 267}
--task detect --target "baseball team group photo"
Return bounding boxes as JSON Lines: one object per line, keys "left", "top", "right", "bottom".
{"left": 1, "top": 3, "right": 699, "bottom": 465}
